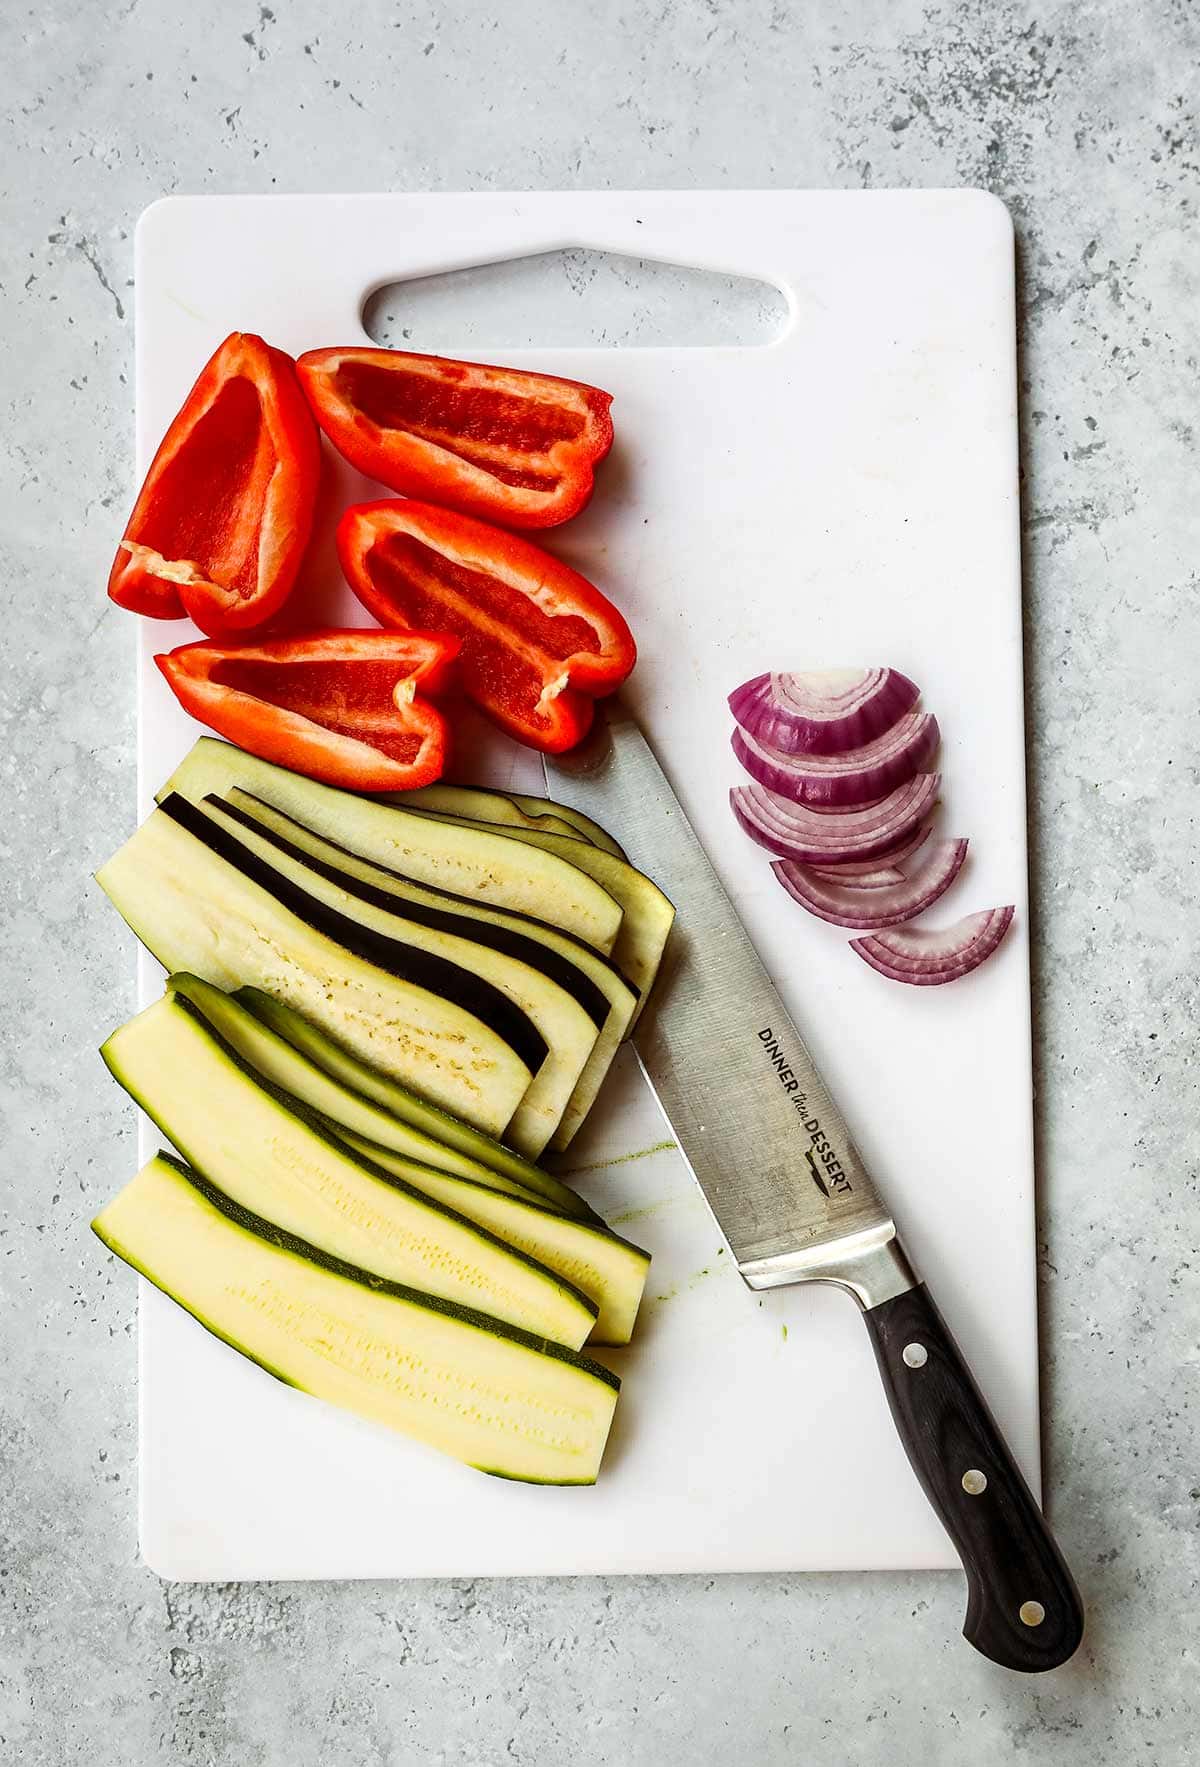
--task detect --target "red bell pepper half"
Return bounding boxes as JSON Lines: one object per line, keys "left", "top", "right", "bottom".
{"left": 337, "top": 500, "right": 636, "bottom": 754}
{"left": 297, "top": 347, "right": 613, "bottom": 530}
{"left": 110, "top": 332, "right": 320, "bottom": 635}
{"left": 156, "top": 629, "right": 460, "bottom": 791}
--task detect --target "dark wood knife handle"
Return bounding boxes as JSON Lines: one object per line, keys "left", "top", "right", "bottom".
{"left": 863, "top": 1283, "right": 1083, "bottom": 1672}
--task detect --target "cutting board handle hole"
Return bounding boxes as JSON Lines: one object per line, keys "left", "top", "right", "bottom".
{"left": 362, "top": 249, "right": 789, "bottom": 351}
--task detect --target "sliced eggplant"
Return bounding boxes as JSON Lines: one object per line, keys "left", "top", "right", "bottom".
{"left": 506, "top": 793, "right": 628, "bottom": 859}
{"left": 400, "top": 782, "right": 626, "bottom": 855}
{"left": 96, "top": 805, "right": 535, "bottom": 1137}
{"left": 408, "top": 808, "right": 675, "bottom": 1025}
{"left": 221, "top": 789, "right": 638, "bottom": 1150}
{"left": 399, "top": 784, "right": 584, "bottom": 841}
{"left": 182, "top": 794, "right": 597, "bottom": 1159}
{"left": 160, "top": 738, "right": 623, "bottom": 955}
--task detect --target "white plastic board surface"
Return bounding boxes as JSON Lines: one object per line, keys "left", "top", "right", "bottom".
{"left": 131, "top": 190, "right": 1036, "bottom": 1579}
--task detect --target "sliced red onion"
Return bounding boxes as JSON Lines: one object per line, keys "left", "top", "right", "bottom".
{"left": 730, "top": 774, "right": 941, "bottom": 863}
{"left": 772, "top": 840, "right": 968, "bottom": 929}
{"left": 728, "top": 668, "right": 920, "bottom": 756}
{"left": 732, "top": 710, "right": 939, "bottom": 806}
{"left": 850, "top": 906, "right": 1015, "bottom": 985}
{"left": 786, "top": 791, "right": 889, "bottom": 816}
{"left": 803, "top": 821, "right": 933, "bottom": 882}
{"left": 800, "top": 863, "right": 908, "bottom": 890}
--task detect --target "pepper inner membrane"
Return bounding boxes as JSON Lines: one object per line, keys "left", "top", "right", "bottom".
{"left": 134, "top": 376, "right": 271, "bottom": 593}
{"left": 209, "top": 655, "right": 428, "bottom": 764}
{"left": 336, "top": 360, "right": 587, "bottom": 490}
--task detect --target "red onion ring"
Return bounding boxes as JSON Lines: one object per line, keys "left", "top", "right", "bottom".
{"left": 728, "top": 668, "right": 919, "bottom": 756}
{"left": 849, "top": 906, "right": 1015, "bottom": 985}
{"left": 772, "top": 840, "right": 969, "bottom": 928}
{"left": 802, "top": 822, "right": 933, "bottom": 882}
{"left": 732, "top": 710, "right": 940, "bottom": 806}
{"left": 730, "top": 775, "right": 941, "bottom": 863}
{"left": 800, "top": 864, "right": 907, "bottom": 890}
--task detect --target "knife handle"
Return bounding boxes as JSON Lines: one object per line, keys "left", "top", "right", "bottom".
{"left": 862, "top": 1283, "right": 1083, "bottom": 1672}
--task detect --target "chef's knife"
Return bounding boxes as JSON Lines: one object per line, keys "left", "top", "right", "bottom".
{"left": 545, "top": 703, "right": 1082, "bottom": 1673}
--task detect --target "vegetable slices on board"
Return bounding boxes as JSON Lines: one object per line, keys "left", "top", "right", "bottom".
{"left": 217, "top": 790, "right": 639, "bottom": 1153}
{"left": 338, "top": 500, "right": 636, "bottom": 754}
{"left": 728, "top": 668, "right": 919, "bottom": 756}
{"left": 771, "top": 839, "right": 969, "bottom": 931}
{"left": 176, "top": 792, "right": 604, "bottom": 1160}
{"left": 729, "top": 667, "right": 1013, "bottom": 984}
{"left": 161, "top": 737, "right": 624, "bottom": 953}
{"left": 95, "top": 1153, "right": 621, "bottom": 1484}
{"left": 169, "top": 972, "right": 594, "bottom": 1219}
{"left": 850, "top": 907, "right": 1015, "bottom": 986}
{"left": 297, "top": 347, "right": 614, "bottom": 530}
{"left": 155, "top": 629, "right": 460, "bottom": 792}
{"left": 92, "top": 740, "right": 662, "bottom": 1480}
{"left": 233, "top": 985, "right": 597, "bottom": 1215}
{"left": 404, "top": 803, "right": 675, "bottom": 1022}
{"left": 108, "top": 332, "right": 319, "bottom": 633}
{"left": 97, "top": 798, "right": 541, "bottom": 1138}
{"left": 103, "top": 990, "right": 599, "bottom": 1349}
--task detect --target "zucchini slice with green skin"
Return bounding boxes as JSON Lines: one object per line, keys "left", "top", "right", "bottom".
{"left": 96, "top": 805, "right": 535, "bottom": 1137}
{"left": 221, "top": 789, "right": 639, "bottom": 1152}
{"left": 186, "top": 795, "right": 597, "bottom": 1159}
{"left": 338, "top": 1127, "right": 650, "bottom": 1346}
{"left": 102, "top": 993, "right": 598, "bottom": 1349}
{"left": 401, "top": 783, "right": 628, "bottom": 860}
{"left": 159, "top": 738, "right": 624, "bottom": 956}
{"left": 95, "top": 1153, "right": 619, "bottom": 1483}
{"left": 235, "top": 986, "right": 586, "bottom": 1209}
{"left": 168, "top": 973, "right": 594, "bottom": 1221}
{"left": 408, "top": 810, "right": 675, "bottom": 1026}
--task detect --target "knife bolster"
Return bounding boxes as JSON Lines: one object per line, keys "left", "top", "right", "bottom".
{"left": 738, "top": 1221, "right": 917, "bottom": 1309}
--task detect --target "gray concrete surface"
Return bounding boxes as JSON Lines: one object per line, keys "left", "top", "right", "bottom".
{"left": 2, "top": 1, "right": 1197, "bottom": 1761}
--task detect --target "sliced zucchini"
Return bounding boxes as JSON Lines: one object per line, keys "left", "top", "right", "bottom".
{"left": 168, "top": 973, "right": 593, "bottom": 1221}
{"left": 409, "top": 810, "right": 675, "bottom": 1024}
{"left": 96, "top": 805, "right": 534, "bottom": 1137}
{"left": 160, "top": 738, "right": 623, "bottom": 955}
{"left": 402, "top": 783, "right": 628, "bottom": 860}
{"left": 236, "top": 987, "right": 590, "bottom": 1209}
{"left": 95, "top": 1153, "right": 619, "bottom": 1483}
{"left": 185, "top": 794, "right": 597, "bottom": 1159}
{"left": 222, "top": 789, "right": 639, "bottom": 1151}
{"left": 103, "top": 992, "right": 597, "bottom": 1349}
{"left": 339, "top": 1128, "right": 650, "bottom": 1346}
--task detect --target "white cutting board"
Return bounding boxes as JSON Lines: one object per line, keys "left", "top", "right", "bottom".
{"left": 131, "top": 190, "right": 1036, "bottom": 1579}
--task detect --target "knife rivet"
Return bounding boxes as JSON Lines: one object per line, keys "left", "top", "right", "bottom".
{"left": 961, "top": 1469, "right": 988, "bottom": 1495}
{"left": 902, "top": 1343, "right": 928, "bottom": 1368}
{"left": 1019, "top": 1601, "right": 1046, "bottom": 1628}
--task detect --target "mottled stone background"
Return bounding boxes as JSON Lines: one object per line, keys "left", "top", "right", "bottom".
{"left": 1, "top": 2, "right": 1197, "bottom": 1762}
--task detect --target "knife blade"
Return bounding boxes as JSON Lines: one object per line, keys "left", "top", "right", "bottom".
{"left": 545, "top": 701, "right": 1083, "bottom": 1673}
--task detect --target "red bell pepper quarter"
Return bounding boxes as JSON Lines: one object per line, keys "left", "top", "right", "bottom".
{"left": 337, "top": 501, "right": 636, "bottom": 755}
{"left": 110, "top": 332, "right": 320, "bottom": 635}
{"left": 156, "top": 629, "right": 460, "bottom": 792}
{"left": 297, "top": 347, "right": 613, "bottom": 530}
